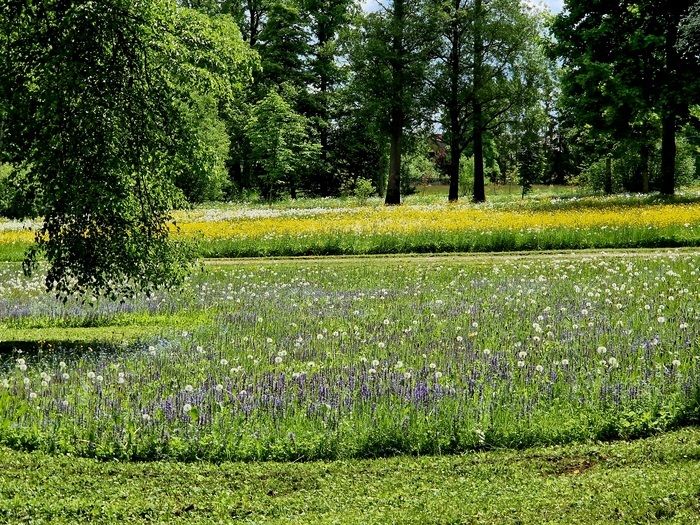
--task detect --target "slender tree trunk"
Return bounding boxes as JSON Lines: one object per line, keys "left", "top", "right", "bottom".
{"left": 386, "top": 109, "right": 403, "bottom": 205}
{"left": 604, "top": 155, "right": 613, "bottom": 194}
{"left": 385, "top": 0, "right": 405, "bottom": 206}
{"left": 660, "top": 14, "right": 679, "bottom": 196}
{"left": 318, "top": 21, "right": 331, "bottom": 196}
{"left": 448, "top": 0, "right": 461, "bottom": 203}
{"left": 472, "top": 109, "right": 485, "bottom": 203}
{"left": 660, "top": 111, "right": 676, "bottom": 195}
{"left": 472, "top": 0, "right": 486, "bottom": 203}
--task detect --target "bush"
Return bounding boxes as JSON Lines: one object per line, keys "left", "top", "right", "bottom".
{"left": 353, "top": 178, "right": 375, "bottom": 204}
{"left": 459, "top": 156, "right": 475, "bottom": 197}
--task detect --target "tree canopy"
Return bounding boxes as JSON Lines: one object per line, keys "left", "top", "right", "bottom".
{"left": 0, "top": 0, "right": 255, "bottom": 299}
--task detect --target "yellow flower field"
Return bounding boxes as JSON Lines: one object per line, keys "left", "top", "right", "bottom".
{"left": 173, "top": 202, "right": 700, "bottom": 241}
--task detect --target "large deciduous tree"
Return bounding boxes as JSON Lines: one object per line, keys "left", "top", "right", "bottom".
{"left": 353, "top": 0, "right": 434, "bottom": 205}
{"left": 0, "top": 0, "right": 255, "bottom": 299}
{"left": 429, "top": 0, "right": 547, "bottom": 202}
{"left": 553, "top": 1, "right": 700, "bottom": 195}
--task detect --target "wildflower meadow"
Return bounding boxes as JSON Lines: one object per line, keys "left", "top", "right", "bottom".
{"left": 1, "top": 251, "right": 698, "bottom": 462}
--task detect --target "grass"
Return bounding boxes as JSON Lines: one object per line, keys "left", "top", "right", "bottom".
{"left": 1, "top": 251, "right": 698, "bottom": 461}
{"left": 3, "top": 190, "right": 700, "bottom": 262}
{"left": 1, "top": 427, "right": 699, "bottom": 524}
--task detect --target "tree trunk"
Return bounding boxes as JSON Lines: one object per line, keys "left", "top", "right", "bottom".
{"left": 447, "top": 0, "right": 461, "bottom": 203}
{"left": 660, "top": 13, "right": 679, "bottom": 196}
{"left": 604, "top": 155, "right": 613, "bottom": 194}
{"left": 472, "top": 110, "right": 485, "bottom": 203}
{"left": 660, "top": 111, "right": 676, "bottom": 195}
{"left": 318, "top": 20, "right": 331, "bottom": 196}
{"left": 385, "top": 0, "right": 405, "bottom": 206}
{"left": 472, "top": 0, "right": 486, "bottom": 203}
{"left": 386, "top": 111, "right": 403, "bottom": 205}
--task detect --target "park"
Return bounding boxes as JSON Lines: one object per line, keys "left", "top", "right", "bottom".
{"left": 0, "top": 0, "right": 700, "bottom": 523}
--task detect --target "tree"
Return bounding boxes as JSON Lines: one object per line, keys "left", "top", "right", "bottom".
{"left": 0, "top": 0, "right": 255, "bottom": 299}
{"left": 301, "top": 0, "right": 355, "bottom": 195}
{"left": 553, "top": 1, "right": 700, "bottom": 195}
{"left": 246, "top": 88, "right": 320, "bottom": 200}
{"left": 353, "top": 0, "right": 434, "bottom": 205}
{"left": 429, "top": 0, "right": 548, "bottom": 202}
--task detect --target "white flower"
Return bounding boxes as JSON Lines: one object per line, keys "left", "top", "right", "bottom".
{"left": 183, "top": 403, "right": 193, "bottom": 413}
{"left": 372, "top": 359, "right": 380, "bottom": 367}
{"left": 96, "top": 375, "right": 103, "bottom": 383}
{"left": 657, "top": 316, "right": 666, "bottom": 324}
{"left": 672, "top": 359, "right": 681, "bottom": 367}
{"left": 196, "top": 346, "right": 204, "bottom": 354}
{"left": 561, "top": 359, "right": 570, "bottom": 366}
{"left": 18, "top": 364, "right": 27, "bottom": 372}
{"left": 142, "top": 413, "right": 151, "bottom": 422}
{"left": 597, "top": 346, "right": 607, "bottom": 355}
{"left": 378, "top": 342, "right": 386, "bottom": 349}
{"left": 87, "top": 371, "right": 96, "bottom": 380}
{"left": 215, "top": 384, "right": 224, "bottom": 392}
{"left": 274, "top": 356, "right": 283, "bottom": 364}
{"left": 517, "top": 361, "right": 526, "bottom": 368}
{"left": 429, "top": 362, "right": 437, "bottom": 369}
{"left": 680, "top": 322, "right": 689, "bottom": 329}
{"left": 607, "top": 357, "right": 619, "bottom": 368}
{"left": 368, "top": 368, "right": 377, "bottom": 375}
{"left": 395, "top": 360, "right": 404, "bottom": 369}
{"left": 29, "top": 392, "right": 37, "bottom": 400}
{"left": 434, "top": 371, "right": 443, "bottom": 379}
{"left": 184, "top": 384, "right": 194, "bottom": 393}
{"left": 59, "top": 361, "right": 67, "bottom": 369}
{"left": 518, "top": 351, "right": 528, "bottom": 359}
{"left": 535, "top": 365, "right": 544, "bottom": 373}
{"left": 23, "top": 377, "right": 30, "bottom": 386}
{"left": 220, "top": 358, "right": 229, "bottom": 366}
{"left": 403, "top": 372, "right": 412, "bottom": 380}
{"left": 456, "top": 336, "right": 464, "bottom": 342}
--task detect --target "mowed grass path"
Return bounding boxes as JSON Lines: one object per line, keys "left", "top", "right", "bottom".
{"left": 1, "top": 428, "right": 699, "bottom": 524}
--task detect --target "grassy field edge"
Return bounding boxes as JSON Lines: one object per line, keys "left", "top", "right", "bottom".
{"left": 1, "top": 427, "right": 699, "bottom": 524}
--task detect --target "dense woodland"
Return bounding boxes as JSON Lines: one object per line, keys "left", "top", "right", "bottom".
{"left": 0, "top": 0, "right": 699, "bottom": 295}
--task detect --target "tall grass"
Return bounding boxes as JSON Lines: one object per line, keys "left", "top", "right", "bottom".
{"left": 0, "top": 253, "right": 698, "bottom": 460}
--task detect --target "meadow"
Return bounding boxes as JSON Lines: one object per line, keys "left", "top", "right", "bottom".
{"left": 1, "top": 251, "right": 698, "bottom": 462}
{"left": 3, "top": 191, "right": 700, "bottom": 261}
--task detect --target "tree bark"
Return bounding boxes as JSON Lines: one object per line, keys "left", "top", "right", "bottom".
{"left": 604, "top": 155, "right": 613, "bottom": 194}
{"left": 318, "top": 19, "right": 331, "bottom": 196}
{"left": 447, "top": 0, "right": 461, "bottom": 202}
{"left": 385, "top": 0, "right": 405, "bottom": 206}
{"left": 472, "top": 0, "right": 486, "bottom": 203}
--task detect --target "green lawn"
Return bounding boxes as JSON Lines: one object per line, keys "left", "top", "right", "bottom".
{"left": 1, "top": 427, "right": 699, "bottom": 524}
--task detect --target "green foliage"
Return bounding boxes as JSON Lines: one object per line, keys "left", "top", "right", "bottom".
{"left": 353, "top": 177, "right": 375, "bottom": 204}
{"left": 401, "top": 150, "right": 438, "bottom": 196}
{"left": 0, "top": 164, "right": 41, "bottom": 220}
{"left": 458, "top": 155, "right": 475, "bottom": 197}
{"left": 579, "top": 139, "right": 697, "bottom": 193}
{"left": 246, "top": 88, "right": 320, "bottom": 200}
{"left": 0, "top": 0, "right": 255, "bottom": 299}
